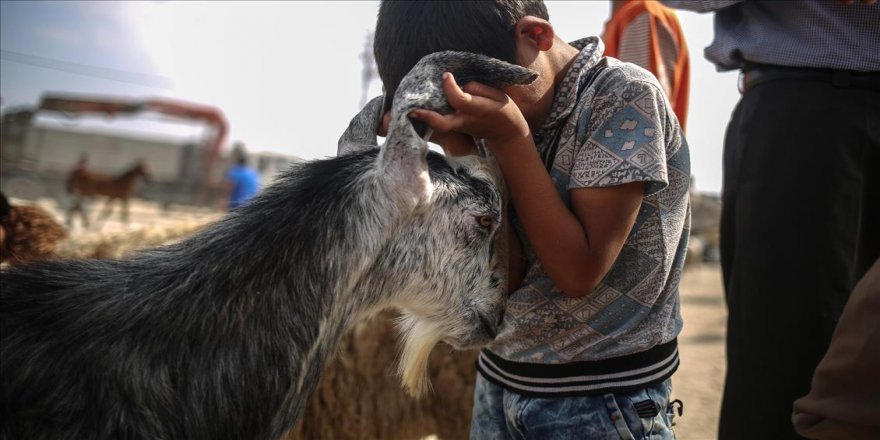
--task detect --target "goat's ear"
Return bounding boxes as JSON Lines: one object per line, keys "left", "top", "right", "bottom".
{"left": 389, "top": 51, "right": 538, "bottom": 118}
{"left": 337, "top": 96, "right": 384, "bottom": 155}
{"left": 377, "top": 51, "right": 538, "bottom": 208}
{"left": 376, "top": 110, "right": 433, "bottom": 210}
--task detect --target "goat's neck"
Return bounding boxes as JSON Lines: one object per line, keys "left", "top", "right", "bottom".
{"left": 269, "top": 258, "right": 396, "bottom": 427}
{"left": 173, "top": 176, "right": 407, "bottom": 426}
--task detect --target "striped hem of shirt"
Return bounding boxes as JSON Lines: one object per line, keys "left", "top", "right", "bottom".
{"left": 476, "top": 339, "right": 679, "bottom": 398}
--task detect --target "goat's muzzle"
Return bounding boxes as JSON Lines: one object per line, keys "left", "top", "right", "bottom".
{"left": 477, "top": 311, "right": 499, "bottom": 339}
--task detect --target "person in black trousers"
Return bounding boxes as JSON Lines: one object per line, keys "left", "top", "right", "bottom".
{"left": 663, "top": 1, "right": 879, "bottom": 438}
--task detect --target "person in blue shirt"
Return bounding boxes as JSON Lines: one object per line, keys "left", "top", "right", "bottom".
{"left": 224, "top": 144, "right": 260, "bottom": 210}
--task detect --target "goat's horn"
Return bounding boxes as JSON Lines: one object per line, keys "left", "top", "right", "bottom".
{"left": 389, "top": 51, "right": 538, "bottom": 139}
{"left": 380, "top": 50, "right": 538, "bottom": 162}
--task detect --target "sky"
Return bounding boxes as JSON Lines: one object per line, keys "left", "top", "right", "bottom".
{"left": 0, "top": 1, "right": 739, "bottom": 194}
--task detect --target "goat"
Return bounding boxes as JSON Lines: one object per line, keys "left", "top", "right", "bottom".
{"left": 0, "top": 52, "right": 537, "bottom": 440}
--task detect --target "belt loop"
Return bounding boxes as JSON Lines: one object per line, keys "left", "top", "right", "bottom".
{"left": 832, "top": 70, "right": 851, "bottom": 88}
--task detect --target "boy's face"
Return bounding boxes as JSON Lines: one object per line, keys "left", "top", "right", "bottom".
{"left": 502, "top": 43, "right": 557, "bottom": 131}
{"left": 502, "top": 77, "right": 553, "bottom": 131}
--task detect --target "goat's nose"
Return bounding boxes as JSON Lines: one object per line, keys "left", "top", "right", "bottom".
{"left": 489, "top": 276, "right": 502, "bottom": 289}
{"left": 478, "top": 312, "right": 498, "bottom": 339}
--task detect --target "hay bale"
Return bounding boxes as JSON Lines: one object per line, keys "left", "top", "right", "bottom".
{"left": 286, "top": 310, "right": 477, "bottom": 440}
{"left": 55, "top": 219, "right": 216, "bottom": 259}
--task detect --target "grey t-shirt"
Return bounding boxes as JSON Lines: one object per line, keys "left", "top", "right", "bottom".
{"left": 487, "top": 37, "right": 690, "bottom": 365}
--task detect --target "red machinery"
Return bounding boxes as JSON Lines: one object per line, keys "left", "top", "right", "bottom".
{"left": 36, "top": 94, "right": 230, "bottom": 199}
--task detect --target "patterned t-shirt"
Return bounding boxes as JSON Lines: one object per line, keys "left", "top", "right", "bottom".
{"left": 478, "top": 37, "right": 691, "bottom": 397}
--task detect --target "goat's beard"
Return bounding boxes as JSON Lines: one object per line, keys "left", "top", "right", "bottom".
{"left": 395, "top": 315, "right": 443, "bottom": 397}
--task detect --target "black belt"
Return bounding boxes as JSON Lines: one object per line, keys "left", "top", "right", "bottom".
{"left": 739, "top": 64, "right": 880, "bottom": 93}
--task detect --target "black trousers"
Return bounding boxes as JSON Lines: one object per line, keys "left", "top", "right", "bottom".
{"left": 718, "top": 75, "right": 880, "bottom": 439}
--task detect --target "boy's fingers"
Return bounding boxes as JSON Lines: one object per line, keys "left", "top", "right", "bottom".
{"left": 410, "top": 109, "right": 459, "bottom": 133}
{"left": 442, "top": 72, "right": 473, "bottom": 109}
{"left": 461, "top": 81, "right": 508, "bottom": 102}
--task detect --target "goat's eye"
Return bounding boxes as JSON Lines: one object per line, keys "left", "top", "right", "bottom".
{"left": 476, "top": 215, "right": 494, "bottom": 228}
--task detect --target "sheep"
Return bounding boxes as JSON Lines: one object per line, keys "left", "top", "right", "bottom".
{"left": 0, "top": 51, "right": 537, "bottom": 440}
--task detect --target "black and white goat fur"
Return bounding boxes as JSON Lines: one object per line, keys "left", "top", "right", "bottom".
{"left": 0, "top": 52, "right": 537, "bottom": 440}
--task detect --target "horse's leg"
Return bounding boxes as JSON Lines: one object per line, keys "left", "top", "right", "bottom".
{"left": 67, "top": 197, "right": 77, "bottom": 228}
{"left": 99, "top": 198, "right": 115, "bottom": 220}
{"left": 120, "top": 198, "right": 130, "bottom": 224}
{"left": 68, "top": 194, "right": 85, "bottom": 228}
{"left": 80, "top": 197, "right": 90, "bottom": 228}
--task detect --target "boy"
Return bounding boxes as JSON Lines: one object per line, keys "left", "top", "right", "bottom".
{"left": 374, "top": 1, "right": 690, "bottom": 438}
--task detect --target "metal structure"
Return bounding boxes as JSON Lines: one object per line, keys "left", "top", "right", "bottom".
{"left": 38, "top": 94, "right": 228, "bottom": 190}
{"left": 1, "top": 94, "right": 229, "bottom": 202}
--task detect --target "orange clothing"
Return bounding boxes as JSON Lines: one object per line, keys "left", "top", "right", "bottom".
{"left": 603, "top": 1, "right": 690, "bottom": 130}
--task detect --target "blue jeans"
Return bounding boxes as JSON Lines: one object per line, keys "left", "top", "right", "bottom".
{"left": 470, "top": 374, "right": 677, "bottom": 440}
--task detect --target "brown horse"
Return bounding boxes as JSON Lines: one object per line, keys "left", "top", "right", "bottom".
{"left": 67, "top": 161, "right": 152, "bottom": 228}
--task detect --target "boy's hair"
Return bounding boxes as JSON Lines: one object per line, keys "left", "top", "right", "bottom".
{"left": 374, "top": 0, "right": 549, "bottom": 110}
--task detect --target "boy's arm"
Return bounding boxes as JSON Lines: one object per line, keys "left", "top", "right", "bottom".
{"left": 412, "top": 74, "right": 644, "bottom": 298}
{"left": 486, "top": 132, "right": 644, "bottom": 297}
{"left": 483, "top": 133, "right": 644, "bottom": 298}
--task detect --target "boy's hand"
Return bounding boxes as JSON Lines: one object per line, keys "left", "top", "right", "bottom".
{"left": 410, "top": 72, "right": 531, "bottom": 147}
{"left": 433, "top": 131, "right": 480, "bottom": 157}
{"left": 378, "top": 104, "right": 477, "bottom": 156}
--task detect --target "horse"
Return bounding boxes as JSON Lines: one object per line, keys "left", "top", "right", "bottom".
{"left": 66, "top": 161, "right": 152, "bottom": 228}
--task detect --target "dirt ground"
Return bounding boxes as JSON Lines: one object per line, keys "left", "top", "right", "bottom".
{"left": 38, "top": 197, "right": 220, "bottom": 235}
{"left": 671, "top": 264, "right": 727, "bottom": 440}
{"left": 23, "top": 197, "right": 729, "bottom": 440}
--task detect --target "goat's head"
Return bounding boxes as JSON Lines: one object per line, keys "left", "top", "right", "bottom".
{"left": 386, "top": 152, "right": 508, "bottom": 396}
{"left": 339, "top": 51, "right": 537, "bottom": 396}
{"left": 128, "top": 160, "right": 152, "bottom": 183}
